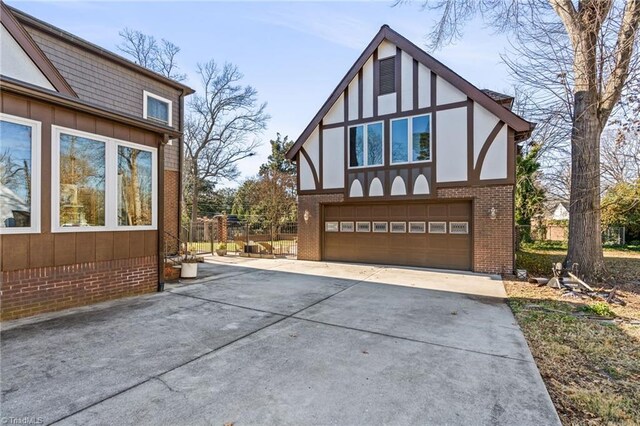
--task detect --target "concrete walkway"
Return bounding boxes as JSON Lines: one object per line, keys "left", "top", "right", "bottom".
{"left": 1, "top": 257, "right": 560, "bottom": 425}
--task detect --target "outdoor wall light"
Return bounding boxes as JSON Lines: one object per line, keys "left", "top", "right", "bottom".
{"left": 303, "top": 210, "right": 310, "bottom": 223}
{"left": 489, "top": 207, "right": 497, "bottom": 220}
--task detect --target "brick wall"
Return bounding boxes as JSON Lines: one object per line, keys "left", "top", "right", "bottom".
{"left": 438, "top": 185, "right": 514, "bottom": 275}
{"left": 298, "top": 193, "right": 345, "bottom": 261}
{"left": 1, "top": 256, "right": 158, "bottom": 320}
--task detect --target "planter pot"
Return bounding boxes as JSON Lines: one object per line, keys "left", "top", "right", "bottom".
{"left": 216, "top": 249, "right": 227, "bottom": 257}
{"left": 181, "top": 263, "right": 198, "bottom": 278}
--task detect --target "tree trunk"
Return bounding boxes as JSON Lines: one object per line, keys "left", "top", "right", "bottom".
{"left": 566, "top": 87, "right": 606, "bottom": 280}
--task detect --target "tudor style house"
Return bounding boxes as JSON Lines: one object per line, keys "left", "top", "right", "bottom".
{"left": 0, "top": 3, "right": 193, "bottom": 320}
{"left": 286, "top": 26, "right": 534, "bottom": 274}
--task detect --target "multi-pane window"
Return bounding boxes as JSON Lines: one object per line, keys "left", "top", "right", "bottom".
{"left": 52, "top": 126, "right": 157, "bottom": 231}
{"left": 349, "top": 122, "right": 384, "bottom": 168}
{"left": 143, "top": 91, "right": 172, "bottom": 126}
{"left": 0, "top": 114, "right": 40, "bottom": 233}
{"left": 391, "top": 114, "right": 431, "bottom": 164}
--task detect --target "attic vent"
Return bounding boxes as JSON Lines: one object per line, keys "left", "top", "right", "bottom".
{"left": 379, "top": 57, "right": 395, "bottom": 95}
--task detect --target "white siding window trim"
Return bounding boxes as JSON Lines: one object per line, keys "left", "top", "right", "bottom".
{"left": 347, "top": 121, "right": 385, "bottom": 169}
{"left": 51, "top": 125, "right": 158, "bottom": 233}
{"left": 0, "top": 113, "right": 41, "bottom": 235}
{"left": 143, "top": 90, "right": 173, "bottom": 127}
{"left": 390, "top": 112, "right": 432, "bottom": 165}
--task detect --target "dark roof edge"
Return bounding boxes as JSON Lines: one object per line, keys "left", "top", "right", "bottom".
{"left": 286, "top": 25, "right": 534, "bottom": 160}
{"left": 8, "top": 4, "right": 195, "bottom": 95}
{"left": 1, "top": 2, "right": 77, "bottom": 97}
{"left": 1, "top": 76, "right": 182, "bottom": 138}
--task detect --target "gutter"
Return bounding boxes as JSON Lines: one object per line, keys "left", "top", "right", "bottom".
{"left": 1, "top": 76, "right": 183, "bottom": 138}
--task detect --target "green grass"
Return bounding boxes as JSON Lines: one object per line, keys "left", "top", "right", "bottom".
{"left": 520, "top": 240, "right": 640, "bottom": 253}
{"left": 505, "top": 285, "right": 640, "bottom": 425}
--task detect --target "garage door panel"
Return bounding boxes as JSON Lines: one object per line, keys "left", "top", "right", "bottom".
{"left": 323, "top": 201, "right": 472, "bottom": 271}
{"left": 388, "top": 204, "right": 407, "bottom": 219}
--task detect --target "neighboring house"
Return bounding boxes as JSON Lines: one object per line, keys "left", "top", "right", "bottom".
{"left": 0, "top": 3, "right": 193, "bottom": 320}
{"left": 550, "top": 202, "right": 570, "bottom": 221}
{"left": 531, "top": 201, "right": 569, "bottom": 241}
{"left": 286, "top": 26, "right": 534, "bottom": 274}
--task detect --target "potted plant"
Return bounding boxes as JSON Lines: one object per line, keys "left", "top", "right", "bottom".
{"left": 216, "top": 242, "right": 228, "bottom": 257}
{"left": 180, "top": 255, "right": 199, "bottom": 278}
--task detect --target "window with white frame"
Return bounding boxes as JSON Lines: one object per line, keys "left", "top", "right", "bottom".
{"left": 52, "top": 126, "right": 157, "bottom": 232}
{"left": 391, "top": 114, "right": 431, "bottom": 164}
{"left": 372, "top": 221, "right": 388, "bottom": 233}
{"left": 0, "top": 113, "right": 41, "bottom": 234}
{"left": 143, "top": 91, "right": 172, "bottom": 126}
{"left": 349, "top": 122, "right": 383, "bottom": 168}
{"left": 340, "top": 221, "right": 354, "bottom": 232}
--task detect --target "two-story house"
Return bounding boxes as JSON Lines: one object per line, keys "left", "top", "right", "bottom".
{"left": 0, "top": 3, "right": 194, "bottom": 320}
{"left": 286, "top": 26, "right": 534, "bottom": 274}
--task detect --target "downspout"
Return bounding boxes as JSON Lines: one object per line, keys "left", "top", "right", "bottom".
{"left": 178, "top": 89, "right": 185, "bottom": 242}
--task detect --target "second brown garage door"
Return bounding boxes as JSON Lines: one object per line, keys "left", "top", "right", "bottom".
{"left": 323, "top": 201, "right": 472, "bottom": 270}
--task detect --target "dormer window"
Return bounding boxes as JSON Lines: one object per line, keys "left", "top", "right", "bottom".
{"left": 143, "top": 91, "right": 172, "bottom": 126}
{"left": 378, "top": 57, "right": 395, "bottom": 95}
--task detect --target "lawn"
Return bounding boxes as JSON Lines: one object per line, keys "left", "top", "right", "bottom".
{"left": 507, "top": 245, "right": 640, "bottom": 425}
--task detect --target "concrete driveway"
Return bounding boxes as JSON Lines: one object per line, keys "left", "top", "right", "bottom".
{"left": 1, "top": 258, "right": 560, "bottom": 425}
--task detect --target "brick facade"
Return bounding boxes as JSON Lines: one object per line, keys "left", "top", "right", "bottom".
{"left": 1, "top": 256, "right": 158, "bottom": 320}
{"left": 297, "top": 186, "right": 514, "bottom": 275}
{"left": 437, "top": 185, "right": 514, "bottom": 275}
{"left": 297, "top": 193, "right": 345, "bottom": 261}
{"left": 164, "top": 169, "right": 180, "bottom": 240}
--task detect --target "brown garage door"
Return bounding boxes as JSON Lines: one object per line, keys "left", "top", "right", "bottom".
{"left": 323, "top": 201, "right": 472, "bottom": 270}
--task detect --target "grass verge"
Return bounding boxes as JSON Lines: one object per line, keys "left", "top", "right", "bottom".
{"left": 505, "top": 255, "right": 640, "bottom": 426}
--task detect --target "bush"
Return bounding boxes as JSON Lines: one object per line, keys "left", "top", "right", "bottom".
{"left": 581, "top": 302, "right": 615, "bottom": 318}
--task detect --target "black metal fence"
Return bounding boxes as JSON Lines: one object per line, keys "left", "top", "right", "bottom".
{"left": 182, "top": 216, "right": 298, "bottom": 257}
{"left": 224, "top": 220, "right": 297, "bottom": 257}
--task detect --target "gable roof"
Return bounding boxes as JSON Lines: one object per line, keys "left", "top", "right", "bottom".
{"left": 8, "top": 4, "right": 194, "bottom": 95}
{"left": 1, "top": 1, "right": 77, "bottom": 97}
{"left": 286, "top": 25, "right": 534, "bottom": 160}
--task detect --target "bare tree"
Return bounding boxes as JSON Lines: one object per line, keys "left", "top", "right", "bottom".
{"left": 117, "top": 28, "right": 186, "bottom": 81}
{"left": 400, "top": 0, "right": 640, "bottom": 279}
{"left": 184, "top": 60, "right": 269, "bottom": 223}
{"left": 601, "top": 129, "right": 640, "bottom": 190}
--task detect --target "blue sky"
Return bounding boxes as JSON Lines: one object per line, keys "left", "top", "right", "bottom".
{"left": 9, "top": 0, "right": 513, "bottom": 185}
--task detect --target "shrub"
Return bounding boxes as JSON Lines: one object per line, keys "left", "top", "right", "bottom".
{"left": 581, "top": 302, "right": 615, "bottom": 318}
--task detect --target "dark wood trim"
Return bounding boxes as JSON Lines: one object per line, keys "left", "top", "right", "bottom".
{"left": 473, "top": 120, "right": 505, "bottom": 181}
{"left": 347, "top": 162, "right": 431, "bottom": 173}
{"left": 372, "top": 49, "right": 379, "bottom": 117}
{"left": 413, "top": 59, "right": 419, "bottom": 110}
{"left": 358, "top": 69, "right": 363, "bottom": 121}
{"left": 8, "top": 5, "right": 194, "bottom": 94}
{"left": 299, "top": 189, "right": 344, "bottom": 196}
{"left": 344, "top": 120, "right": 349, "bottom": 197}
{"left": 286, "top": 24, "right": 532, "bottom": 160}
{"left": 300, "top": 147, "right": 320, "bottom": 189}
{"left": 1, "top": 77, "right": 182, "bottom": 138}
{"left": 507, "top": 127, "right": 516, "bottom": 184}
{"left": 395, "top": 47, "right": 402, "bottom": 112}
{"left": 319, "top": 119, "right": 324, "bottom": 188}
{"left": 430, "top": 71, "right": 438, "bottom": 195}
{"left": 1, "top": 3, "right": 77, "bottom": 97}
{"left": 322, "top": 196, "right": 471, "bottom": 207}
{"left": 157, "top": 137, "right": 166, "bottom": 291}
{"left": 296, "top": 153, "right": 301, "bottom": 193}
{"left": 467, "top": 98, "right": 474, "bottom": 185}
{"left": 177, "top": 92, "right": 185, "bottom": 239}
{"left": 322, "top": 100, "right": 468, "bottom": 130}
